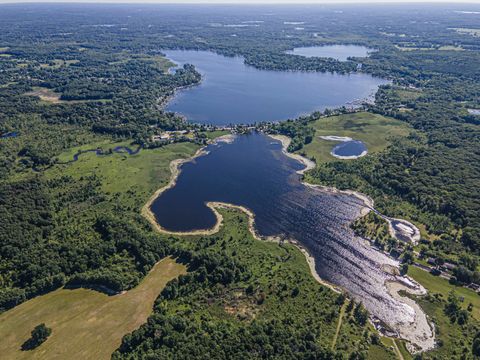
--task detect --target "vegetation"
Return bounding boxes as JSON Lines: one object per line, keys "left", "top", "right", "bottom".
{"left": 0, "top": 3, "right": 479, "bottom": 359}
{"left": 21, "top": 324, "right": 52, "bottom": 351}
{"left": 351, "top": 212, "right": 396, "bottom": 252}
{"left": 113, "top": 209, "right": 393, "bottom": 359}
{"left": 408, "top": 267, "right": 480, "bottom": 360}
{"left": 299, "top": 111, "right": 411, "bottom": 163}
{"left": 0, "top": 141, "right": 199, "bottom": 311}
{"left": 0, "top": 258, "right": 185, "bottom": 359}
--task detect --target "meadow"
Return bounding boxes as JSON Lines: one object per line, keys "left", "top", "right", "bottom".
{"left": 0, "top": 258, "right": 185, "bottom": 360}
{"left": 300, "top": 112, "right": 411, "bottom": 163}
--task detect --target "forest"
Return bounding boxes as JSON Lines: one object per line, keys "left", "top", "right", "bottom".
{"left": 0, "top": 3, "right": 479, "bottom": 359}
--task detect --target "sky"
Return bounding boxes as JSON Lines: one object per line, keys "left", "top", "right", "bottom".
{"left": 0, "top": 0, "right": 479, "bottom": 3}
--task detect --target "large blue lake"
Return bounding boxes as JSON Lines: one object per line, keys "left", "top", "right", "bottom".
{"left": 151, "top": 133, "right": 412, "bottom": 331}
{"left": 164, "top": 50, "right": 388, "bottom": 125}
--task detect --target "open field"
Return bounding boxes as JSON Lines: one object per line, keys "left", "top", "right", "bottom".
{"left": 40, "top": 59, "right": 80, "bottom": 69}
{"left": 395, "top": 45, "right": 464, "bottom": 51}
{"left": 301, "top": 112, "right": 411, "bottom": 163}
{"left": 109, "top": 54, "right": 174, "bottom": 72}
{"left": 0, "top": 258, "right": 186, "bottom": 360}
{"left": 24, "top": 86, "right": 111, "bottom": 104}
{"left": 408, "top": 266, "right": 480, "bottom": 359}
{"left": 49, "top": 140, "right": 199, "bottom": 209}
{"left": 409, "top": 266, "right": 480, "bottom": 320}
{"left": 24, "top": 87, "right": 63, "bottom": 103}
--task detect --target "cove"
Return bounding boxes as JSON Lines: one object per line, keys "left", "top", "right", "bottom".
{"left": 286, "top": 45, "right": 375, "bottom": 61}
{"left": 149, "top": 133, "right": 433, "bottom": 349}
{"left": 164, "top": 50, "right": 388, "bottom": 125}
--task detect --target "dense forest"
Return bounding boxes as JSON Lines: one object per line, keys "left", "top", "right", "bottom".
{"left": 0, "top": 3, "right": 479, "bottom": 359}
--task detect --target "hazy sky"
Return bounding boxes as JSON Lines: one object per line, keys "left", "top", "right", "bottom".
{"left": 0, "top": 0, "right": 479, "bottom": 4}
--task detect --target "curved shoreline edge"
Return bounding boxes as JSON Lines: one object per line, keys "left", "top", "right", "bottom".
{"left": 270, "top": 134, "right": 434, "bottom": 352}
{"left": 141, "top": 132, "right": 433, "bottom": 352}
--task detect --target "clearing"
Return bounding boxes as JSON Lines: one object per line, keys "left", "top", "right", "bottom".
{"left": 0, "top": 257, "right": 186, "bottom": 360}
{"left": 301, "top": 112, "right": 411, "bottom": 163}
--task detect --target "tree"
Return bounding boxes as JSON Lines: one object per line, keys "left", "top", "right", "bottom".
{"left": 473, "top": 337, "right": 480, "bottom": 357}
{"left": 21, "top": 323, "right": 52, "bottom": 351}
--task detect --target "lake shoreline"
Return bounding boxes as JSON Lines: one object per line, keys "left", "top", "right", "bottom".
{"left": 271, "top": 133, "right": 434, "bottom": 352}
{"left": 142, "top": 131, "right": 433, "bottom": 352}
{"left": 142, "top": 134, "right": 342, "bottom": 293}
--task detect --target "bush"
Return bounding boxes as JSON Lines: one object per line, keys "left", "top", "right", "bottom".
{"left": 21, "top": 323, "right": 52, "bottom": 351}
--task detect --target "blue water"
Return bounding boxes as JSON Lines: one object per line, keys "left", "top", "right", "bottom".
{"left": 0, "top": 132, "right": 19, "bottom": 139}
{"left": 164, "top": 50, "right": 388, "bottom": 125}
{"left": 332, "top": 140, "right": 368, "bottom": 158}
{"left": 151, "top": 133, "right": 411, "bottom": 329}
{"left": 286, "top": 45, "right": 375, "bottom": 61}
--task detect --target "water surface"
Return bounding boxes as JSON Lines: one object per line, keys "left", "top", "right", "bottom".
{"left": 164, "top": 50, "right": 387, "bottom": 125}
{"left": 286, "top": 45, "right": 375, "bottom": 61}
{"left": 151, "top": 133, "right": 412, "bottom": 330}
{"left": 332, "top": 140, "right": 367, "bottom": 158}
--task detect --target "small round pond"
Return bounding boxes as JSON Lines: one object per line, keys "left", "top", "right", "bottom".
{"left": 331, "top": 140, "right": 368, "bottom": 159}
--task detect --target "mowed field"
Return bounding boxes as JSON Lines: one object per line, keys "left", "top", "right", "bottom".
{"left": 301, "top": 112, "right": 411, "bottom": 163}
{"left": 0, "top": 258, "right": 186, "bottom": 360}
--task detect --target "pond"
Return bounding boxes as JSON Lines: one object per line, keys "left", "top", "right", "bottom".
{"left": 164, "top": 50, "right": 388, "bottom": 125}
{"left": 331, "top": 140, "right": 368, "bottom": 159}
{"left": 150, "top": 133, "right": 426, "bottom": 344}
{"left": 286, "top": 45, "right": 375, "bottom": 61}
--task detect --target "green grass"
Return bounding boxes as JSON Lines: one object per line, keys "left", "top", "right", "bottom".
{"left": 409, "top": 266, "right": 480, "bottom": 320}
{"left": 48, "top": 140, "right": 199, "bottom": 209}
{"left": 169, "top": 207, "right": 388, "bottom": 356}
{"left": 0, "top": 258, "right": 186, "bottom": 360}
{"left": 369, "top": 338, "right": 399, "bottom": 360}
{"left": 301, "top": 112, "right": 411, "bottom": 163}
{"left": 407, "top": 266, "right": 480, "bottom": 359}
{"left": 395, "top": 88, "right": 423, "bottom": 102}
{"left": 200, "top": 129, "right": 230, "bottom": 140}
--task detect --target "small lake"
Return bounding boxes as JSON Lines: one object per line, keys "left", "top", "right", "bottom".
{"left": 286, "top": 45, "right": 375, "bottom": 61}
{"left": 150, "top": 133, "right": 415, "bottom": 332}
{"left": 164, "top": 50, "right": 388, "bottom": 125}
{"left": 332, "top": 140, "right": 368, "bottom": 159}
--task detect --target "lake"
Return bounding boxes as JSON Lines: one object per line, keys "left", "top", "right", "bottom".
{"left": 286, "top": 45, "right": 375, "bottom": 61}
{"left": 150, "top": 133, "right": 417, "bottom": 334}
{"left": 164, "top": 50, "right": 388, "bottom": 125}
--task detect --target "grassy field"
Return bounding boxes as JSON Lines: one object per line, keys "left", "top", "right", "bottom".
{"left": 24, "top": 86, "right": 112, "bottom": 104}
{"left": 409, "top": 266, "right": 480, "bottom": 320}
{"left": 0, "top": 258, "right": 186, "bottom": 360}
{"left": 48, "top": 140, "right": 199, "bottom": 209}
{"left": 408, "top": 266, "right": 480, "bottom": 359}
{"left": 301, "top": 112, "right": 411, "bottom": 163}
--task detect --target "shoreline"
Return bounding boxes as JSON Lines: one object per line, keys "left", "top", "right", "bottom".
{"left": 269, "top": 134, "right": 316, "bottom": 175}
{"left": 141, "top": 134, "right": 341, "bottom": 293}
{"left": 385, "top": 280, "right": 436, "bottom": 353}
{"left": 142, "top": 131, "right": 432, "bottom": 351}
{"left": 330, "top": 149, "right": 368, "bottom": 160}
